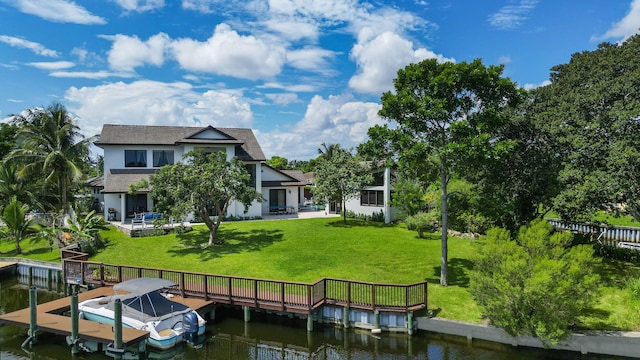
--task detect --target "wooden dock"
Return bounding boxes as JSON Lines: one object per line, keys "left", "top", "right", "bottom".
{"left": 0, "top": 285, "right": 214, "bottom": 347}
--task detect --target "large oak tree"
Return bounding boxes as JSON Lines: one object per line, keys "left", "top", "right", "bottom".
{"left": 367, "top": 58, "right": 522, "bottom": 286}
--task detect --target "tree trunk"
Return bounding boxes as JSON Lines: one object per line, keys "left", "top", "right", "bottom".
{"left": 342, "top": 198, "right": 347, "bottom": 224}
{"left": 198, "top": 210, "right": 219, "bottom": 246}
{"left": 440, "top": 160, "right": 449, "bottom": 286}
{"left": 60, "top": 170, "right": 68, "bottom": 215}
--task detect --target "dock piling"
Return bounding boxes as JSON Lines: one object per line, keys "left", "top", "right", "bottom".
{"left": 28, "top": 286, "right": 37, "bottom": 345}
{"left": 70, "top": 292, "right": 79, "bottom": 355}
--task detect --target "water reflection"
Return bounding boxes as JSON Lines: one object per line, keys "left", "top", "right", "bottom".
{"left": 0, "top": 277, "right": 634, "bottom": 360}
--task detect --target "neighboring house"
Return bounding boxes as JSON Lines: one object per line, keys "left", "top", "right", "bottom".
{"left": 260, "top": 165, "right": 307, "bottom": 214}
{"left": 94, "top": 124, "right": 305, "bottom": 221}
{"left": 343, "top": 167, "right": 398, "bottom": 223}
{"left": 84, "top": 176, "right": 104, "bottom": 212}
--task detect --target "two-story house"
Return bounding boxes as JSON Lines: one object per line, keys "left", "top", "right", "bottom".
{"left": 94, "top": 124, "right": 305, "bottom": 222}
{"left": 343, "top": 167, "right": 398, "bottom": 223}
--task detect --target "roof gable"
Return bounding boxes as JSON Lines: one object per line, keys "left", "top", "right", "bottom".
{"left": 187, "top": 126, "right": 234, "bottom": 140}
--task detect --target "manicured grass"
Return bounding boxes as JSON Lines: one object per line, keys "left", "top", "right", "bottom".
{"left": 0, "top": 238, "right": 61, "bottom": 262}
{"left": 4, "top": 217, "right": 639, "bottom": 330}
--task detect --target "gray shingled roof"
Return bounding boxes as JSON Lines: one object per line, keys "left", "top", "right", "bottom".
{"left": 95, "top": 124, "right": 266, "bottom": 161}
{"left": 103, "top": 169, "right": 156, "bottom": 193}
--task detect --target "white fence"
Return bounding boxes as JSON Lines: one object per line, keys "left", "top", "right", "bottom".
{"left": 547, "top": 218, "right": 640, "bottom": 245}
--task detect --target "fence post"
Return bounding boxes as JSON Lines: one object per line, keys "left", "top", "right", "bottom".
{"left": 347, "top": 281, "right": 351, "bottom": 308}
{"left": 371, "top": 284, "right": 376, "bottom": 311}
{"left": 100, "top": 263, "right": 105, "bottom": 286}
{"left": 281, "top": 282, "right": 285, "bottom": 311}
{"left": 254, "top": 280, "right": 258, "bottom": 307}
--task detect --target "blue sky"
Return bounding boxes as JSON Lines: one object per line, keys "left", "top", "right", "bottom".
{"left": 1, "top": 0, "right": 639, "bottom": 160}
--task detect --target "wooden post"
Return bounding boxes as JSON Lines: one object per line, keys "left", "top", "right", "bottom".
{"left": 28, "top": 286, "right": 37, "bottom": 345}
{"left": 371, "top": 284, "right": 376, "bottom": 311}
{"left": 307, "top": 313, "right": 314, "bottom": 332}
{"left": 374, "top": 310, "right": 380, "bottom": 329}
{"left": 342, "top": 306, "right": 349, "bottom": 329}
{"left": 70, "top": 292, "right": 79, "bottom": 355}
{"left": 117, "top": 265, "right": 122, "bottom": 283}
{"left": 28, "top": 266, "right": 33, "bottom": 287}
{"left": 113, "top": 299, "right": 123, "bottom": 359}
{"left": 243, "top": 306, "right": 251, "bottom": 322}
{"left": 228, "top": 277, "right": 233, "bottom": 304}
{"left": 203, "top": 274, "right": 208, "bottom": 300}
{"left": 100, "top": 264, "right": 105, "bottom": 286}
{"left": 254, "top": 280, "right": 258, "bottom": 307}
{"left": 346, "top": 281, "right": 351, "bottom": 308}
{"left": 280, "top": 282, "right": 285, "bottom": 311}
{"left": 407, "top": 312, "right": 414, "bottom": 335}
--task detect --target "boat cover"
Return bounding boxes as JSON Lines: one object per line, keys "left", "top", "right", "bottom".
{"left": 113, "top": 277, "right": 177, "bottom": 297}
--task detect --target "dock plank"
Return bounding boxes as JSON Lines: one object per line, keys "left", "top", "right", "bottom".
{"left": 0, "top": 309, "right": 149, "bottom": 346}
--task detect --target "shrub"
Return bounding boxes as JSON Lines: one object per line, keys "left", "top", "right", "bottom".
{"left": 470, "top": 219, "right": 600, "bottom": 345}
{"left": 405, "top": 211, "right": 439, "bottom": 238}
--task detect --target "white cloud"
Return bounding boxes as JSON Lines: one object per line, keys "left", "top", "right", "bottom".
{"left": 0, "top": 35, "right": 59, "bottom": 57}
{"left": 488, "top": 0, "right": 539, "bottom": 30}
{"left": 498, "top": 55, "right": 512, "bottom": 64}
{"left": 65, "top": 80, "right": 254, "bottom": 137}
{"left": 26, "top": 61, "right": 75, "bottom": 70}
{"left": 113, "top": 0, "right": 165, "bottom": 13}
{"left": 349, "top": 30, "right": 453, "bottom": 95}
{"left": 523, "top": 79, "right": 551, "bottom": 90}
{"left": 170, "top": 23, "right": 286, "bottom": 80}
{"left": 105, "top": 33, "right": 169, "bottom": 71}
{"left": 286, "top": 46, "right": 337, "bottom": 73}
{"left": 263, "top": 18, "right": 319, "bottom": 42}
{"left": 10, "top": 0, "right": 106, "bottom": 24}
{"left": 593, "top": 0, "right": 640, "bottom": 41}
{"left": 181, "top": 0, "right": 226, "bottom": 13}
{"left": 49, "top": 70, "right": 134, "bottom": 79}
{"left": 265, "top": 93, "right": 300, "bottom": 105}
{"left": 257, "top": 94, "right": 383, "bottom": 159}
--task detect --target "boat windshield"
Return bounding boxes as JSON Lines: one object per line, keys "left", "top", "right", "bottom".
{"left": 122, "top": 291, "right": 190, "bottom": 317}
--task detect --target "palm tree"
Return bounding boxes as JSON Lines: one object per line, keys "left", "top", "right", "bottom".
{"left": 0, "top": 161, "right": 46, "bottom": 211}
{"left": 0, "top": 199, "right": 39, "bottom": 254}
{"left": 317, "top": 142, "right": 342, "bottom": 161}
{"left": 8, "top": 103, "right": 92, "bottom": 215}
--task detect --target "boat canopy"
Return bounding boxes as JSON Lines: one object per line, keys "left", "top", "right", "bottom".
{"left": 113, "top": 278, "right": 177, "bottom": 297}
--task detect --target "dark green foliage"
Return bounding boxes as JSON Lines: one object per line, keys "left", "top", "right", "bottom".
{"left": 532, "top": 34, "right": 640, "bottom": 222}
{"left": 470, "top": 219, "right": 600, "bottom": 345}
{"left": 266, "top": 155, "right": 289, "bottom": 170}
{"left": 345, "top": 209, "right": 385, "bottom": 222}
{"left": 593, "top": 243, "right": 640, "bottom": 264}
{"left": 0, "top": 123, "right": 18, "bottom": 160}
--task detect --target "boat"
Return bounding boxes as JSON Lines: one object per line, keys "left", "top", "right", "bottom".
{"left": 78, "top": 277, "right": 206, "bottom": 350}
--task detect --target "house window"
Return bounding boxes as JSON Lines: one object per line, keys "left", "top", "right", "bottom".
{"left": 153, "top": 150, "right": 174, "bottom": 167}
{"left": 361, "top": 190, "right": 384, "bottom": 206}
{"left": 245, "top": 164, "right": 256, "bottom": 188}
{"left": 125, "top": 150, "right": 147, "bottom": 167}
{"left": 372, "top": 172, "right": 384, "bottom": 186}
{"left": 269, "top": 189, "right": 286, "bottom": 207}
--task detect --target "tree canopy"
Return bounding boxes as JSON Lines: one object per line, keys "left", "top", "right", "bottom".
{"left": 7, "top": 103, "right": 92, "bottom": 214}
{"left": 313, "top": 144, "right": 372, "bottom": 224}
{"left": 136, "top": 150, "right": 263, "bottom": 246}
{"left": 529, "top": 34, "right": 640, "bottom": 222}
{"left": 364, "top": 58, "right": 523, "bottom": 285}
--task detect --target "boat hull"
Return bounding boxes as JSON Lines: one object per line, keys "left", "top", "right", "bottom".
{"left": 80, "top": 309, "right": 205, "bottom": 350}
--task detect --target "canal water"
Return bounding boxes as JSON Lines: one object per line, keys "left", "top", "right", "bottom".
{"left": 0, "top": 277, "right": 633, "bottom": 359}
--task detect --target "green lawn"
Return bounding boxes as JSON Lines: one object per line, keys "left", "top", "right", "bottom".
{"left": 2, "top": 217, "right": 639, "bottom": 330}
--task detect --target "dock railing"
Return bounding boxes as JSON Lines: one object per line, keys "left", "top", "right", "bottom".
{"left": 61, "top": 249, "right": 427, "bottom": 314}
